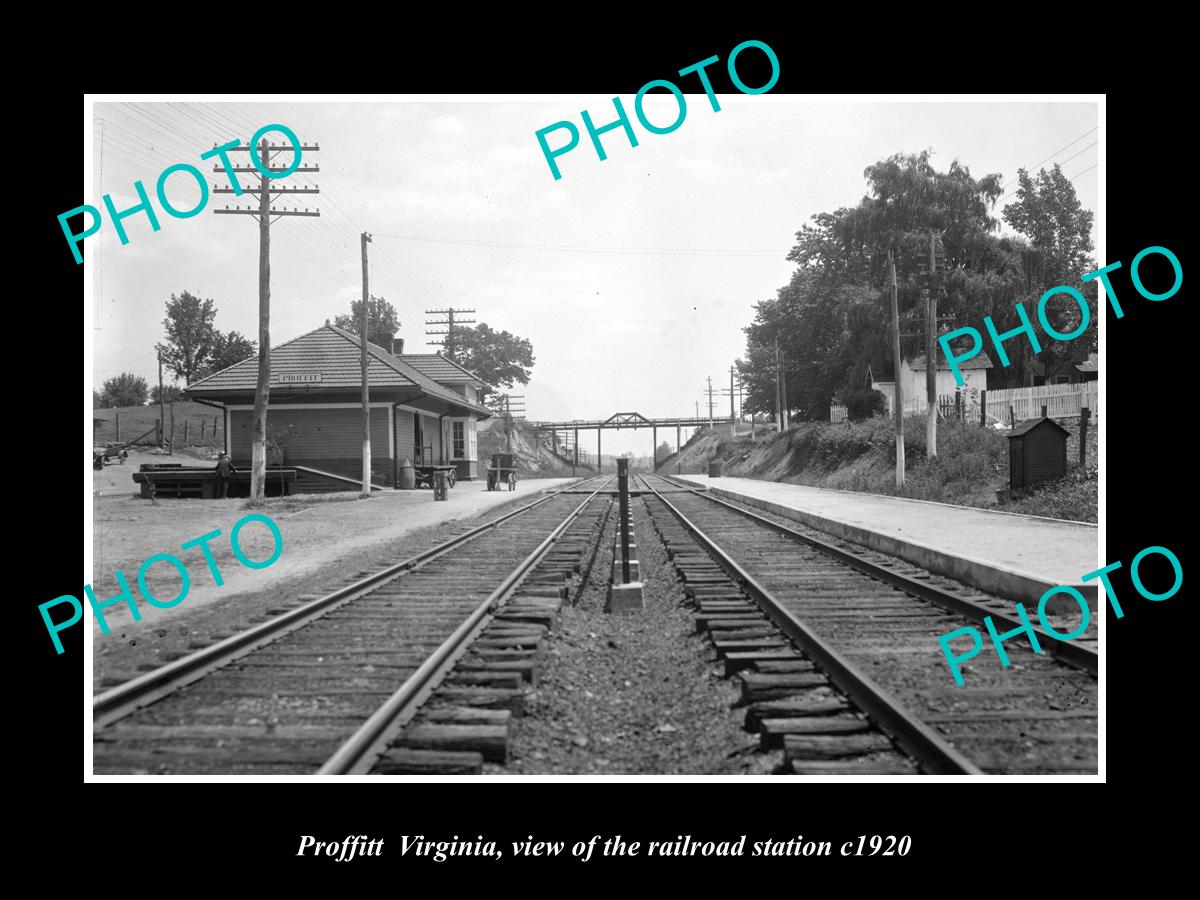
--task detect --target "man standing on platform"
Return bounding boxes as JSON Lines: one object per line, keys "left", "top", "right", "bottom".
{"left": 216, "top": 452, "right": 237, "bottom": 498}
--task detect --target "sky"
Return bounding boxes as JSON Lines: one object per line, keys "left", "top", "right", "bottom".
{"left": 88, "top": 97, "right": 1099, "bottom": 455}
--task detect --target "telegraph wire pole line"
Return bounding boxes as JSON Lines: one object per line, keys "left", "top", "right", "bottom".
{"left": 212, "top": 135, "right": 320, "bottom": 502}
{"left": 425, "top": 307, "right": 476, "bottom": 361}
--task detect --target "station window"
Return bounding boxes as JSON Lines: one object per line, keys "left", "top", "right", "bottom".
{"left": 453, "top": 420, "right": 465, "bottom": 459}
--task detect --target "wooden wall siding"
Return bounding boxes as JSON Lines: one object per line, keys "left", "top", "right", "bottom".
{"left": 231, "top": 408, "right": 390, "bottom": 461}
{"left": 1023, "top": 429, "right": 1066, "bottom": 484}
{"left": 395, "top": 410, "right": 417, "bottom": 464}
{"left": 423, "top": 414, "right": 443, "bottom": 463}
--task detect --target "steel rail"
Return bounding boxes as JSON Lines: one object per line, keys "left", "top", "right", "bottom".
{"left": 93, "top": 475, "right": 608, "bottom": 729}
{"left": 318, "top": 482, "right": 610, "bottom": 774}
{"left": 639, "top": 475, "right": 983, "bottom": 776}
{"left": 652, "top": 474, "right": 1097, "bottom": 675}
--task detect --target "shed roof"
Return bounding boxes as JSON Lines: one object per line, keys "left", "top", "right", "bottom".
{"left": 185, "top": 322, "right": 491, "bottom": 416}
{"left": 907, "top": 350, "right": 994, "bottom": 371}
{"left": 1007, "top": 416, "right": 1071, "bottom": 439}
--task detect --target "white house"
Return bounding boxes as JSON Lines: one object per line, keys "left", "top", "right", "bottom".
{"left": 869, "top": 351, "right": 993, "bottom": 415}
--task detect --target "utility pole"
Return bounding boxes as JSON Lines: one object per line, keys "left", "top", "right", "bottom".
{"left": 705, "top": 376, "right": 715, "bottom": 428}
{"left": 721, "top": 368, "right": 743, "bottom": 437}
{"left": 695, "top": 400, "right": 700, "bottom": 419}
{"left": 157, "top": 351, "right": 164, "bottom": 448}
{"left": 425, "top": 308, "right": 476, "bottom": 361}
{"left": 213, "top": 134, "right": 320, "bottom": 502}
{"left": 728, "top": 366, "right": 736, "bottom": 437}
{"left": 505, "top": 395, "right": 512, "bottom": 451}
{"left": 774, "top": 339, "right": 784, "bottom": 431}
{"left": 780, "top": 352, "right": 789, "bottom": 429}
{"left": 493, "top": 393, "right": 524, "bottom": 452}
{"left": 889, "top": 248, "right": 905, "bottom": 488}
{"left": 361, "top": 232, "right": 372, "bottom": 495}
{"left": 926, "top": 232, "right": 938, "bottom": 458}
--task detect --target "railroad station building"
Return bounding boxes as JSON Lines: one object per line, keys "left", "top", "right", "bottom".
{"left": 185, "top": 321, "right": 492, "bottom": 490}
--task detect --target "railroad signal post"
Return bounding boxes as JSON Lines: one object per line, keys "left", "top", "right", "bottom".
{"left": 606, "top": 458, "right": 644, "bottom": 614}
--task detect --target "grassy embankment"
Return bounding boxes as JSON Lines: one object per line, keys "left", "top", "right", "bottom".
{"left": 92, "top": 402, "right": 224, "bottom": 456}
{"left": 666, "top": 415, "right": 1097, "bottom": 523}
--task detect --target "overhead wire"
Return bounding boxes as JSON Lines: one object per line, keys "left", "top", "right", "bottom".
{"left": 999, "top": 126, "right": 1099, "bottom": 189}
{"left": 370, "top": 232, "right": 788, "bottom": 258}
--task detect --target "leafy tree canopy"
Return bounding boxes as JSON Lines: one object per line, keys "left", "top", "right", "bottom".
{"left": 157, "top": 291, "right": 217, "bottom": 385}
{"left": 455, "top": 323, "right": 535, "bottom": 395}
{"left": 334, "top": 295, "right": 402, "bottom": 349}
{"left": 99, "top": 373, "right": 149, "bottom": 408}
{"left": 1002, "top": 163, "right": 1098, "bottom": 371}
{"left": 738, "top": 149, "right": 1088, "bottom": 419}
{"left": 149, "top": 384, "right": 185, "bottom": 403}
{"left": 203, "top": 330, "right": 257, "bottom": 377}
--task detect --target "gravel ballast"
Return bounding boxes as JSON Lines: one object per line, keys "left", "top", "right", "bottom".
{"left": 496, "top": 494, "right": 771, "bottom": 775}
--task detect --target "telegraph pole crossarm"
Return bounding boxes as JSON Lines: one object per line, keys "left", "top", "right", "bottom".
{"left": 211, "top": 135, "right": 320, "bottom": 502}
{"left": 425, "top": 307, "right": 477, "bottom": 360}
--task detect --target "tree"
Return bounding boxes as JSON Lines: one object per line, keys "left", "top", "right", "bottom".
{"left": 1002, "top": 164, "right": 1097, "bottom": 380}
{"left": 334, "top": 295, "right": 401, "bottom": 348}
{"left": 157, "top": 291, "right": 218, "bottom": 386}
{"left": 738, "top": 149, "right": 1024, "bottom": 429}
{"left": 99, "top": 373, "right": 149, "bottom": 408}
{"left": 149, "top": 384, "right": 184, "bottom": 404}
{"left": 1002, "top": 165, "right": 1094, "bottom": 285}
{"left": 455, "top": 323, "right": 535, "bottom": 396}
{"left": 204, "top": 330, "right": 257, "bottom": 377}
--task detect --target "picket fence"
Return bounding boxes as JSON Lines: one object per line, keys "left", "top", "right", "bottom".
{"left": 840, "top": 382, "right": 1098, "bottom": 425}
{"left": 979, "top": 382, "right": 1098, "bottom": 424}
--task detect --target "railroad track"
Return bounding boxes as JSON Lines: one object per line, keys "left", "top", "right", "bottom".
{"left": 637, "top": 473, "right": 1098, "bottom": 775}
{"left": 93, "top": 476, "right": 614, "bottom": 775}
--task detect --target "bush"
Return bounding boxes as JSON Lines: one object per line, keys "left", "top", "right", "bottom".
{"left": 843, "top": 388, "right": 888, "bottom": 421}
{"left": 100, "top": 372, "right": 149, "bottom": 408}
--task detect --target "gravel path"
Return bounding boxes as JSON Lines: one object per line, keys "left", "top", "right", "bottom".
{"left": 496, "top": 495, "right": 771, "bottom": 775}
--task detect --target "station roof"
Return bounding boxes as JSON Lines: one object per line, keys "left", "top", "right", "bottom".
{"left": 185, "top": 322, "right": 491, "bottom": 416}
{"left": 401, "top": 353, "right": 485, "bottom": 386}
{"left": 1076, "top": 352, "right": 1099, "bottom": 373}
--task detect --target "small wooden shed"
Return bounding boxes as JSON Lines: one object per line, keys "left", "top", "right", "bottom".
{"left": 1007, "top": 416, "right": 1070, "bottom": 490}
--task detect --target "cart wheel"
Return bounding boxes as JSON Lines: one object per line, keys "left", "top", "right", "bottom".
{"left": 448, "top": 470, "right": 457, "bottom": 489}
{"left": 508, "top": 472, "right": 517, "bottom": 491}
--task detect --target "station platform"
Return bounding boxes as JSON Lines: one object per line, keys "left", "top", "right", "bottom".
{"left": 676, "top": 475, "right": 1100, "bottom": 609}
{"left": 92, "top": 465, "right": 577, "bottom": 630}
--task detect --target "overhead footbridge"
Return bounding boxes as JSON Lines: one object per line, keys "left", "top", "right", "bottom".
{"left": 527, "top": 412, "right": 721, "bottom": 471}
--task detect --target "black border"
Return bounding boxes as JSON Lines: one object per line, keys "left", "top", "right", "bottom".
{"left": 28, "top": 25, "right": 1187, "bottom": 883}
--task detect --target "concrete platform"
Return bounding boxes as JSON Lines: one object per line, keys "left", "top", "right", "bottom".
{"left": 677, "top": 475, "right": 1100, "bottom": 608}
